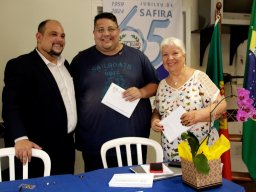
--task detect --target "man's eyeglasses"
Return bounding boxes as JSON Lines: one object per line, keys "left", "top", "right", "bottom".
{"left": 95, "top": 27, "right": 118, "bottom": 34}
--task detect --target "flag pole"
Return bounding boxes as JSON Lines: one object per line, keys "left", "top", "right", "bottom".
{"left": 215, "top": 2, "right": 222, "bottom": 32}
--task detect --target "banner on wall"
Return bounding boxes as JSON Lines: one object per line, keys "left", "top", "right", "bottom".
{"left": 103, "top": 0, "right": 183, "bottom": 79}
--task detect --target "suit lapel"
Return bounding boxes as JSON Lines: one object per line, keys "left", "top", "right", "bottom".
{"left": 31, "top": 50, "right": 64, "bottom": 101}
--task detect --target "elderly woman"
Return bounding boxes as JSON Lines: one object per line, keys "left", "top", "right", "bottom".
{"left": 151, "top": 37, "right": 227, "bottom": 162}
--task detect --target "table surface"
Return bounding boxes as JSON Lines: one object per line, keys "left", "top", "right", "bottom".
{"left": 0, "top": 174, "right": 84, "bottom": 192}
{"left": 0, "top": 166, "right": 245, "bottom": 192}
{"left": 77, "top": 166, "right": 245, "bottom": 192}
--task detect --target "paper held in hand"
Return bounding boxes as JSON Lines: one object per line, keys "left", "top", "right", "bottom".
{"left": 101, "top": 83, "right": 140, "bottom": 118}
{"left": 161, "top": 106, "right": 192, "bottom": 142}
{"left": 108, "top": 173, "right": 154, "bottom": 188}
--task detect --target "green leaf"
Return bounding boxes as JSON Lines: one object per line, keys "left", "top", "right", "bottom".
{"left": 181, "top": 132, "right": 188, "bottom": 140}
{"left": 187, "top": 132, "right": 199, "bottom": 157}
{"left": 193, "top": 154, "right": 210, "bottom": 174}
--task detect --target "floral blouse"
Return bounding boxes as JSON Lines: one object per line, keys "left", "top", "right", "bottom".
{"left": 154, "top": 70, "right": 220, "bottom": 162}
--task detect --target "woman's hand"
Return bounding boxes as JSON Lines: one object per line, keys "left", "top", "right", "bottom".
{"left": 180, "top": 94, "right": 227, "bottom": 125}
{"left": 151, "top": 119, "right": 164, "bottom": 132}
{"left": 180, "top": 110, "right": 198, "bottom": 126}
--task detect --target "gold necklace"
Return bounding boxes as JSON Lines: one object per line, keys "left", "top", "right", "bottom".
{"left": 170, "top": 66, "right": 186, "bottom": 86}
{"left": 171, "top": 79, "right": 178, "bottom": 86}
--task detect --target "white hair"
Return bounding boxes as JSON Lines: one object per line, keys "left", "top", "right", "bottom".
{"left": 160, "top": 37, "right": 186, "bottom": 54}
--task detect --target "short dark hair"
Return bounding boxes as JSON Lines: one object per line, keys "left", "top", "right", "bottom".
{"left": 94, "top": 12, "right": 118, "bottom": 28}
{"left": 38, "top": 19, "right": 51, "bottom": 34}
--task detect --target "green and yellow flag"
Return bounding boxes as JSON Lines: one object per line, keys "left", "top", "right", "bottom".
{"left": 242, "top": 0, "right": 256, "bottom": 180}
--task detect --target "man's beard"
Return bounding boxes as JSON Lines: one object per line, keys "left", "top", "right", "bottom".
{"left": 48, "top": 49, "right": 62, "bottom": 57}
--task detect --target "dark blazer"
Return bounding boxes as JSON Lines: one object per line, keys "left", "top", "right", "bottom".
{"left": 2, "top": 49, "right": 75, "bottom": 176}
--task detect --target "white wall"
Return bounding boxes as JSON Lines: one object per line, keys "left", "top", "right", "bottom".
{"left": 0, "top": 0, "right": 97, "bottom": 122}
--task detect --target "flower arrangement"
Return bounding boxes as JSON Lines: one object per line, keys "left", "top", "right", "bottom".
{"left": 178, "top": 87, "right": 255, "bottom": 175}
{"left": 236, "top": 87, "right": 256, "bottom": 122}
{"left": 178, "top": 131, "right": 228, "bottom": 189}
{"left": 179, "top": 132, "right": 229, "bottom": 174}
{"left": 179, "top": 132, "right": 210, "bottom": 174}
{"left": 177, "top": 95, "right": 234, "bottom": 189}
{"left": 177, "top": 87, "right": 256, "bottom": 189}
{"left": 178, "top": 95, "right": 230, "bottom": 175}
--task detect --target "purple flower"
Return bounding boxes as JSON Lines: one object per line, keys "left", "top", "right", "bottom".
{"left": 251, "top": 109, "right": 256, "bottom": 120}
{"left": 236, "top": 88, "right": 256, "bottom": 122}
{"left": 237, "top": 99, "right": 253, "bottom": 109}
{"left": 237, "top": 88, "right": 250, "bottom": 99}
{"left": 236, "top": 109, "right": 249, "bottom": 122}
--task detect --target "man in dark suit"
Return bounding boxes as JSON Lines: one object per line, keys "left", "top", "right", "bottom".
{"left": 2, "top": 19, "right": 77, "bottom": 178}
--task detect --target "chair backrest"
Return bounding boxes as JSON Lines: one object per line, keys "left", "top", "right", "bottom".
{"left": 0, "top": 147, "right": 51, "bottom": 181}
{"left": 100, "top": 137, "right": 163, "bottom": 168}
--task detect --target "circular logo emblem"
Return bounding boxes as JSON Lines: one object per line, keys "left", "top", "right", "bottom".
{"left": 119, "top": 28, "right": 146, "bottom": 52}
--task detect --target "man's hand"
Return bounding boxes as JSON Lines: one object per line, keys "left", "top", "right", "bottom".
{"left": 123, "top": 87, "right": 142, "bottom": 101}
{"left": 15, "top": 139, "right": 42, "bottom": 165}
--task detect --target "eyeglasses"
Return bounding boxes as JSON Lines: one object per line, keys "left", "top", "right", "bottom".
{"left": 95, "top": 27, "right": 118, "bottom": 34}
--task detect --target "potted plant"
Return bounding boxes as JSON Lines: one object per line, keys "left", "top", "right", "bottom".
{"left": 178, "top": 95, "right": 231, "bottom": 190}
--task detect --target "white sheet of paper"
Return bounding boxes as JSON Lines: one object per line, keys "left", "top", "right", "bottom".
{"left": 108, "top": 173, "right": 154, "bottom": 188}
{"left": 101, "top": 83, "right": 140, "bottom": 118}
{"left": 161, "top": 106, "right": 191, "bottom": 142}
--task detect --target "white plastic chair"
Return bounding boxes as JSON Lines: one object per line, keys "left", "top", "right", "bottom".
{"left": 101, "top": 137, "right": 163, "bottom": 168}
{"left": 0, "top": 147, "right": 51, "bottom": 181}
